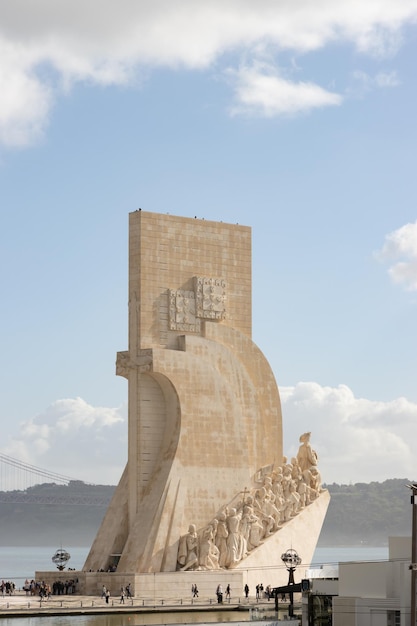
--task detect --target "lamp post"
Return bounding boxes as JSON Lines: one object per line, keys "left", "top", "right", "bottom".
{"left": 407, "top": 484, "right": 417, "bottom": 626}
{"left": 281, "top": 548, "right": 301, "bottom": 618}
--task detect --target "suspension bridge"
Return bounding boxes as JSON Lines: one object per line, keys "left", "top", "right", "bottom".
{"left": 0, "top": 454, "right": 113, "bottom": 505}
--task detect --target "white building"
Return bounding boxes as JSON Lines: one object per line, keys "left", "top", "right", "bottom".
{"left": 302, "top": 537, "right": 411, "bottom": 626}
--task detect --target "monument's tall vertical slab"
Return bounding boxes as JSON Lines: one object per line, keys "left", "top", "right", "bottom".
{"left": 84, "top": 211, "right": 285, "bottom": 574}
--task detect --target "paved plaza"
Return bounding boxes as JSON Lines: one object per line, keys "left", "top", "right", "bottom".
{"left": 0, "top": 589, "right": 289, "bottom": 617}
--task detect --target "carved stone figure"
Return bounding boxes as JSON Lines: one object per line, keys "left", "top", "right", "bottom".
{"left": 310, "top": 466, "right": 322, "bottom": 495}
{"left": 241, "top": 507, "right": 260, "bottom": 552}
{"left": 199, "top": 524, "right": 220, "bottom": 570}
{"left": 254, "top": 487, "right": 276, "bottom": 536}
{"left": 248, "top": 514, "right": 264, "bottom": 551}
{"left": 177, "top": 524, "right": 199, "bottom": 571}
{"left": 286, "top": 479, "right": 301, "bottom": 518}
{"left": 296, "top": 475, "right": 308, "bottom": 509}
{"left": 175, "top": 432, "right": 325, "bottom": 570}
{"left": 297, "top": 432, "right": 318, "bottom": 473}
{"left": 214, "top": 512, "right": 229, "bottom": 568}
{"left": 291, "top": 457, "right": 302, "bottom": 481}
{"left": 225, "top": 508, "right": 243, "bottom": 568}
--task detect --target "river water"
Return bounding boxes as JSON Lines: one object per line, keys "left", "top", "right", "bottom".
{"left": 0, "top": 546, "right": 389, "bottom": 626}
{"left": 0, "top": 545, "right": 389, "bottom": 582}
{"left": 0, "top": 609, "right": 257, "bottom": 626}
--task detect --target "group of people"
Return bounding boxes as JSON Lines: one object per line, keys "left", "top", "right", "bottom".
{"left": 37, "top": 582, "right": 52, "bottom": 599}
{"left": 101, "top": 585, "right": 111, "bottom": 603}
{"left": 119, "top": 584, "right": 132, "bottom": 603}
{"left": 101, "top": 583, "right": 132, "bottom": 604}
{"left": 214, "top": 583, "right": 232, "bottom": 603}
{"left": 190, "top": 582, "right": 274, "bottom": 604}
{"left": 255, "top": 583, "right": 264, "bottom": 600}
{"left": 255, "top": 583, "right": 273, "bottom": 600}
{"left": 0, "top": 580, "right": 15, "bottom": 596}
{"left": 22, "top": 578, "right": 77, "bottom": 597}
{"left": 88, "top": 566, "right": 117, "bottom": 573}
{"left": 177, "top": 433, "right": 322, "bottom": 572}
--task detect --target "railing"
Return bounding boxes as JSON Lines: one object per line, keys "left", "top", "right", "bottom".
{"left": 0, "top": 590, "right": 301, "bottom": 621}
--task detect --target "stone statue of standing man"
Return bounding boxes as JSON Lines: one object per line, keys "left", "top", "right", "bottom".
{"left": 296, "top": 432, "right": 318, "bottom": 473}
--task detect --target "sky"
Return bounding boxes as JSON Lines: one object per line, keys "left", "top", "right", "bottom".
{"left": 1, "top": 1, "right": 417, "bottom": 488}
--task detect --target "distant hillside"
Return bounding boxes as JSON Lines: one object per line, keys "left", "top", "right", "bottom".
{"left": 318, "top": 478, "right": 414, "bottom": 546}
{"left": 0, "top": 481, "right": 115, "bottom": 546}
{"left": 0, "top": 478, "right": 414, "bottom": 547}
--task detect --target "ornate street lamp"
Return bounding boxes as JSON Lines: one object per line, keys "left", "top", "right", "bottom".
{"left": 281, "top": 548, "right": 302, "bottom": 618}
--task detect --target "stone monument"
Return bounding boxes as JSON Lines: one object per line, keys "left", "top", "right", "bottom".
{"left": 79, "top": 210, "right": 329, "bottom": 597}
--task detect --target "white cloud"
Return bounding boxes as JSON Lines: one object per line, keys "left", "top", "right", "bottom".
{"left": 228, "top": 63, "right": 342, "bottom": 117}
{"left": 2, "top": 383, "right": 417, "bottom": 489}
{"left": 0, "top": 0, "right": 416, "bottom": 146}
{"left": 348, "top": 69, "right": 400, "bottom": 98}
{"left": 1, "top": 398, "right": 127, "bottom": 486}
{"left": 375, "top": 71, "right": 400, "bottom": 87}
{"left": 375, "top": 220, "right": 417, "bottom": 291}
{"left": 0, "top": 40, "right": 53, "bottom": 147}
{"left": 281, "top": 382, "right": 417, "bottom": 485}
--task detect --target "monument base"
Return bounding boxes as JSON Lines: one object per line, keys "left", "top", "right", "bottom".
{"left": 36, "top": 490, "right": 329, "bottom": 599}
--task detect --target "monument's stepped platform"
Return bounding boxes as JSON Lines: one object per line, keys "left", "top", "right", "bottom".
{"left": 36, "top": 490, "right": 329, "bottom": 597}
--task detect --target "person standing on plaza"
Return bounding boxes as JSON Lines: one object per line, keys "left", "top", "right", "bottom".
{"left": 216, "top": 583, "right": 223, "bottom": 603}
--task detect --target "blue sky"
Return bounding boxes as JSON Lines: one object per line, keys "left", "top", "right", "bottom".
{"left": 1, "top": 1, "right": 417, "bottom": 487}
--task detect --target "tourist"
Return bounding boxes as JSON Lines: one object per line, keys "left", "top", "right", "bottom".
{"left": 216, "top": 583, "right": 223, "bottom": 603}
